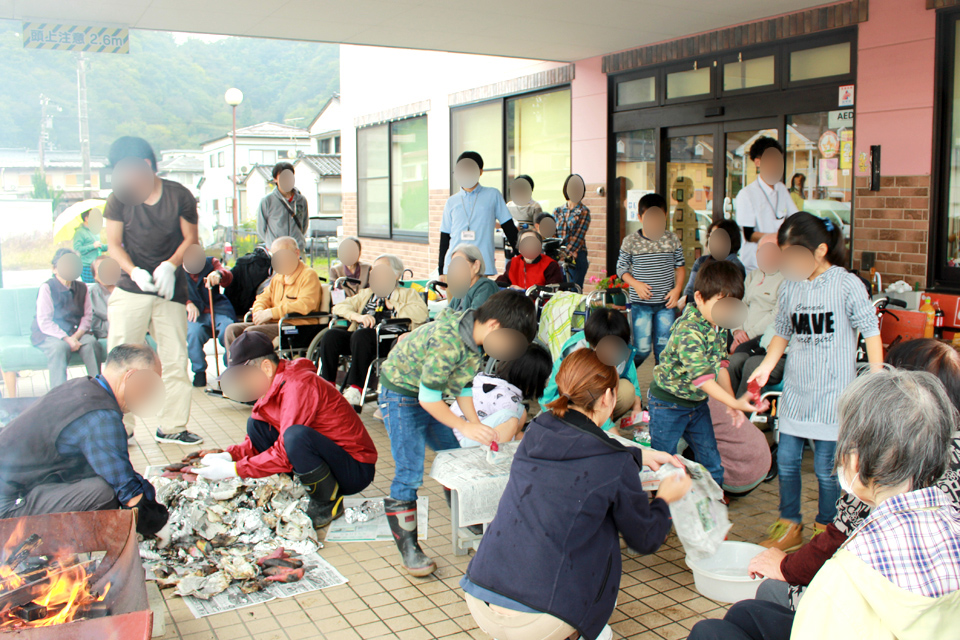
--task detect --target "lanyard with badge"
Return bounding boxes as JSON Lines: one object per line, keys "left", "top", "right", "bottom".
{"left": 460, "top": 189, "right": 479, "bottom": 242}
{"left": 759, "top": 183, "right": 784, "bottom": 220}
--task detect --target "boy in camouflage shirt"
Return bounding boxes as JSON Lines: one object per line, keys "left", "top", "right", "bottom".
{"left": 379, "top": 290, "right": 536, "bottom": 577}
{"left": 649, "top": 261, "right": 763, "bottom": 487}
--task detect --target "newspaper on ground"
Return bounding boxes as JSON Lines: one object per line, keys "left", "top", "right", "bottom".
{"left": 181, "top": 551, "right": 348, "bottom": 618}
{"left": 429, "top": 442, "right": 518, "bottom": 526}
{"left": 325, "top": 497, "right": 429, "bottom": 542}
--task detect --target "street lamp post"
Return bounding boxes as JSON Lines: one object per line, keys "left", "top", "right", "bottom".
{"left": 224, "top": 88, "right": 244, "bottom": 241}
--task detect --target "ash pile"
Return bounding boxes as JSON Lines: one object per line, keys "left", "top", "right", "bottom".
{"left": 139, "top": 474, "right": 321, "bottom": 600}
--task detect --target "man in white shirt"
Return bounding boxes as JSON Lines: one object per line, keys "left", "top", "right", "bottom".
{"left": 734, "top": 137, "right": 798, "bottom": 272}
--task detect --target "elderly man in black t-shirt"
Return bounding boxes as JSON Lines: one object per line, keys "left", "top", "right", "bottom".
{"left": 103, "top": 136, "right": 203, "bottom": 446}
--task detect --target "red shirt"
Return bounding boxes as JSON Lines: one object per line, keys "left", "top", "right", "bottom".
{"left": 226, "top": 359, "right": 377, "bottom": 477}
{"left": 495, "top": 255, "right": 563, "bottom": 290}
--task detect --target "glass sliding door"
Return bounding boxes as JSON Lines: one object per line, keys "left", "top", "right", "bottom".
{"left": 666, "top": 129, "right": 714, "bottom": 268}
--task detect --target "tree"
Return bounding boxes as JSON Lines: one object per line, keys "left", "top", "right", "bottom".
{"left": 31, "top": 171, "right": 64, "bottom": 217}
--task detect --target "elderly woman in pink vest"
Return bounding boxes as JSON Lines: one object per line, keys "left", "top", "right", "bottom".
{"left": 31, "top": 248, "right": 104, "bottom": 389}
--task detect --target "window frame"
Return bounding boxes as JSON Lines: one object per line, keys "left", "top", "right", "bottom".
{"left": 448, "top": 84, "right": 572, "bottom": 197}
{"left": 662, "top": 58, "right": 717, "bottom": 105}
{"left": 931, "top": 7, "right": 960, "bottom": 289}
{"left": 355, "top": 114, "right": 429, "bottom": 242}
{"left": 720, "top": 46, "right": 780, "bottom": 97}
{"left": 782, "top": 31, "right": 856, "bottom": 90}
{"left": 217, "top": 151, "right": 224, "bottom": 168}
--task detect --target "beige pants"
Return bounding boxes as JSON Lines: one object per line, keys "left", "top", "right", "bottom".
{"left": 107, "top": 287, "right": 190, "bottom": 433}
{"left": 613, "top": 378, "right": 637, "bottom": 423}
{"left": 465, "top": 593, "right": 577, "bottom": 640}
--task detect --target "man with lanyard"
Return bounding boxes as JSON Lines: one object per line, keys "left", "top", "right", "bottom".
{"left": 257, "top": 162, "right": 309, "bottom": 253}
{"left": 734, "top": 136, "right": 798, "bottom": 272}
{"left": 439, "top": 151, "right": 519, "bottom": 278}
{"left": 0, "top": 344, "right": 169, "bottom": 540}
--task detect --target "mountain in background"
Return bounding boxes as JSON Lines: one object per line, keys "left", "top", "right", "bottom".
{"left": 0, "top": 22, "right": 339, "bottom": 154}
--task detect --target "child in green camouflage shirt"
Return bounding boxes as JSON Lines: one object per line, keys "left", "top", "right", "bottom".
{"left": 378, "top": 290, "right": 536, "bottom": 577}
{"left": 648, "top": 261, "right": 765, "bottom": 487}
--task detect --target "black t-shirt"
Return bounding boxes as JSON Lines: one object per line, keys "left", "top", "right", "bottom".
{"left": 104, "top": 179, "right": 198, "bottom": 304}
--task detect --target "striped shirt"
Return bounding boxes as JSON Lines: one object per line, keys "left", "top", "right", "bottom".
{"left": 774, "top": 266, "right": 879, "bottom": 440}
{"left": 616, "top": 231, "right": 685, "bottom": 305}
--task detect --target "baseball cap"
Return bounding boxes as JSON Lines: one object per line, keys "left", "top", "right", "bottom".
{"left": 226, "top": 332, "right": 275, "bottom": 368}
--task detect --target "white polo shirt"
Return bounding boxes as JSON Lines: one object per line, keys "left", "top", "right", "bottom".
{"left": 735, "top": 178, "right": 798, "bottom": 272}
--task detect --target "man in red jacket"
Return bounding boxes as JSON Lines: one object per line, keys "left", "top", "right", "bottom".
{"left": 193, "top": 332, "right": 377, "bottom": 528}
{"left": 495, "top": 230, "right": 563, "bottom": 290}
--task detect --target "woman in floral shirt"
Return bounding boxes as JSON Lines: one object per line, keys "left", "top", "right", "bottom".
{"left": 554, "top": 174, "right": 591, "bottom": 288}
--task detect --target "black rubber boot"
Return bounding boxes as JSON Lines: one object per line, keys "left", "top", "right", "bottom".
{"left": 384, "top": 497, "right": 436, "bottom": 577}
{"left": 296, "top": 464, "right": 343, "bottom": 529}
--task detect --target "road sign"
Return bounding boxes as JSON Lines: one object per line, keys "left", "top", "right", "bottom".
{"left": 22, "top": 22, "right": 129, "bottom": 54}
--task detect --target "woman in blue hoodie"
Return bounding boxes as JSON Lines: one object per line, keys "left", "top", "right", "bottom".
{"left": 461, "top": 349, "right": 691, "bottom": 640}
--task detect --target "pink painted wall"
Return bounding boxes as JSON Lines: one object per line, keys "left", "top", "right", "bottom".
{"left": 571, "top": 55, "right": 608, "bottom": 184}
{"left": 855, "top": 0, "right": 936, "bottom": 177}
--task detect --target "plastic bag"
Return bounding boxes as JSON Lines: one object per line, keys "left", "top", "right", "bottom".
{"left": 640, "top": 458, "right": 732, "bottom": 561}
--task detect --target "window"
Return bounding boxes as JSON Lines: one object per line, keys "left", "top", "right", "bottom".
{"left": 935, "top": 11, "right": 960, "bottom": 286}
{"left": 209, "top": 154, "right": 214, "bottom": 168}
{"left": 506, "top": 89, "right": 571, "bottom": 212}
{"left": 724, "top": 55, "right": 775, "bottom": 91}
{"left": 790, "top": 42, "right": 851, "bottom": 82}
{"left": 319, "top": 138, "right": 331, "bottom": 154}
{"left": 334, "top": 136, "right": 341, "bottom": 153}
{"left": 617, "top": 76, "right": 656, "bottom": 107}
{"left": 321, "top": 194, "right": 342, "bottom": 213}
{"left": 450, "top": 87, "right": 572, "bottom": 210}
{"left": 357, "top": 116, "right": 428, "bottom": 238}
{"left": 615, "top": 129, "right": 656, "bottom": 238}
{"left": 450, "top": 101, "right": 503, "bottom": 194}
{"left": 217, "top": 151, "right": 224, "bottom": 167}
{"left": 667, "top": 66, "right": 711, "bottom": 100}
{"left": 278, "top": 150, "right": 290, "bottom": 159}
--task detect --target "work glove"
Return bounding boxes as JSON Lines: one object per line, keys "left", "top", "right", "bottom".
{"left": 123, "top": 496, "right": 169, "bottom": 538}
{"left": 130, "top": 267, "right": 157, "bottom": 293}
{"left": 152, "top": 260, "right": 177, "bottom": 301}
{"left": 202, "top": 451, "right": 233, "bottom": 463}
{"left": 194, "top": 456, "right": 239, "bottom": 481}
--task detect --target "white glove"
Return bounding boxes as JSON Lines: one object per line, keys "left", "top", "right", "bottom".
{"left": 130, "top": 267, "right": 157, "bottom": 293}
{"left": 152, "top": 261, "right": 177, "bottom": 301}
{"left": 194, "top": 456, "right": 238, "bottom": 481}
{"left": 154, "top": 522, "right": 172, "bottom": 549}
{"left": 202, "top": 452, "right": 233, "bottom": 463}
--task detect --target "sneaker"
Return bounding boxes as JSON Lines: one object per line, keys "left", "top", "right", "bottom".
{"left": 760, "top": 518, "right": 804, "bottom": 552}
{"left": 192, "top": 371, "right": 207, "bottom": 388}
{"left": 342, "top": 386, "right": 362, "bottom": 407}
{"left": 811, "top": 522, "right": 828, "bottom": 538}
{"left": 154, "top": 429, "right": 204, "bottom": 446}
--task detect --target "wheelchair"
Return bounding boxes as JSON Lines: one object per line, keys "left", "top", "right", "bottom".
{"left": 241, "top": 280, "right": 332, "bottom": 360}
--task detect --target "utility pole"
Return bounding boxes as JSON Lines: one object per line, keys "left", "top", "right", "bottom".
{"left": 77, "top": 53, "right": 92, "bottom": 199}
{"left": 38, "top": 94, "right": 49, "bottom": 178}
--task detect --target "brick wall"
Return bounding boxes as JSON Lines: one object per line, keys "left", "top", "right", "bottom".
{"left": 850, "top": 175, "right": 930, "bottom": 287}
{"left": 343, "top": 185, "right": 608, "bottom": 288}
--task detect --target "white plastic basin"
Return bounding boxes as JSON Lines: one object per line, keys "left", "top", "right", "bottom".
{"left": 685, "top": 541, "right": 766, "bottom": 603}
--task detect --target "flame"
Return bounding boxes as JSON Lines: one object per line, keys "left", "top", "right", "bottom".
{"left": 0, "top": 547, "right": 111, "bottom": 628}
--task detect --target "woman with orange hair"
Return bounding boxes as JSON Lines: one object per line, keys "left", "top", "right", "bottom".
{"left": 461, "top": 349, "right": 691, "bottom": 640}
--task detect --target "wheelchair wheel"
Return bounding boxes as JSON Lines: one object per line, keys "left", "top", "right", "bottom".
{"left": 305, "top": 327, "right": 329, "bottom": 369}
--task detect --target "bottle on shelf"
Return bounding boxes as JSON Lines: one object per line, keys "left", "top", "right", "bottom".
{"left": 934, "top": 301, "right": 945, "bottom": 340}
{"left": 920, "top": 296, "right": 936, "bottom": 339}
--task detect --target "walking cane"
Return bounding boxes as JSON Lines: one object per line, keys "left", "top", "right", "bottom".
{"left": 207, "top": 281, "right": 221, "bottom": 378}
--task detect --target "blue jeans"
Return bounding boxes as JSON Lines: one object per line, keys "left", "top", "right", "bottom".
{"left": 381, "top": 388, "right": 461, "bottom": 502}
{"left": 648, "top": 393, "right": 724, "bottom": 487}
{"left": 777, "top": 434, "right": 839, "bottom": 525}
{"left": 187, "top": 312, "right": 233, "bottom": 373}
{"left": 568, "top": 248, "right": 589, "bottom": 288}
{"left": 631, "top": 303, "right": 676, "bottom": 366}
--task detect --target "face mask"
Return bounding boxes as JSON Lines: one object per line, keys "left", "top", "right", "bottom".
{"left": 182, "top": 244, "right": 206, "bottom": 274}
{"left": 454, "top": 159, "right": 480, "bottom": 190}
{"left": 837, "top": 465, "right": 858, "bottom": 496}
{"left": 780, "top": 246, "right": 817, "bottom": 282}
{"left": 447, "top": 257, "right": 473, "bottom": 298}
{"left": 277, "top": 170, "right": 295, "bottom": 193}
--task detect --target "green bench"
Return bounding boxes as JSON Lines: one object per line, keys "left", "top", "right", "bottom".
{"left": 0, "top": 286, "right": 153, "bottom": 397}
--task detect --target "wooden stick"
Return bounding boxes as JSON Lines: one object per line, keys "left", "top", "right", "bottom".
{"left": 1, "top": 534, "right": 40, "bottom": 570}
{"left": 208, "top": 283, "right": 221, "bottom": 378}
